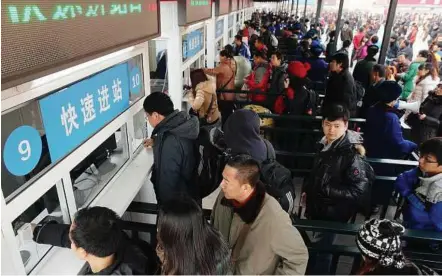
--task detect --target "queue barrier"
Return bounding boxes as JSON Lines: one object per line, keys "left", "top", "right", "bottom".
{"left": 122, "top": 202, "right": 442, "bottom": 274}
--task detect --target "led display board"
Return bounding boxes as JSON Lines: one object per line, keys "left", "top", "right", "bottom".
{"left": 215, "top": 0, "right": 230, "bottom": 16}
{"left": 1, "top": 0, "right": 160, "bottom": 90}
{"left": 230, "top": 0, "right": 238, "bottom": 11}
{"left": 178, "top": 0, "right": 212, "bottom": 26}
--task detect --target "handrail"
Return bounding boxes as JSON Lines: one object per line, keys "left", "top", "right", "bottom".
{"left": 273, "top": 149, "right": 419, "bottom": 166}
{"left": 257, "top": 113, "right": 366, "bottom": 123}
{"left": 261, "top": 126, "right": 325, "bottom": 134}
{"left": 292, "top": 219, "right": 442, "bottom": 242}
{"left": 126, "top": 202, "right": 442, "bottom": 243}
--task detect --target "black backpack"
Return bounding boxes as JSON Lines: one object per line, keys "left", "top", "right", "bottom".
{"left": 260, "top": 140, "right": 296, "bottom": 214}
{"left": 305, "top": 87, "right": 318, "bottom": 115}
{"left": 193, "top": 127, "right": 229, "bottom": 198}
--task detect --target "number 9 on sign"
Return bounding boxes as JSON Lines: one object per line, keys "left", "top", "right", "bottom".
{"left": 3, "top": 126, "right": 43, "bottom": 176}
{"left": 130, "top": 66, "right": 142, "bottom": 95}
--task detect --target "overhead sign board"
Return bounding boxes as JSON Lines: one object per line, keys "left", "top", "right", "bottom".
{"left": 38, "top": 61, "right": 138, "bottom": 162}
{"left": 182, "top": 29, "right": 204, "bottom": 62}
{"left": 178, "top": 0, "right": 212, "bottom": 26}
{"left": 1, "top": 0, "right": 160, "bottom": 90}
{"left": 215, "top": 0, "right": 230, "bottom": 15}
{"left": 230, "top": 0, "right": 238, "bottom": 11}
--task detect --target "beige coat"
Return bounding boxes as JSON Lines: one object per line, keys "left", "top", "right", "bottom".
{"left": 211, "top": 191, "right": 309, "bottom": 275}
{"left": 189, "top": 80, "right": 220, "bottom": 124}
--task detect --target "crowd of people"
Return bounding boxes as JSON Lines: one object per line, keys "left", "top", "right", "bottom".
{"left": 28, "top": 9, "right": 442, "bottom": 276}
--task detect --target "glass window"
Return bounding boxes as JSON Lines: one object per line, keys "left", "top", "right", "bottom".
{"left": 132, "top": 109, "right": 148, "bottom": 152}
{"left": 1, "top": 102, "right": 50, "bottom": 201}
{"left": 71, "top": 127, "right": 129, "bottom": 208}
{"left": 128, "top": 55, "right": 146, "bottom": 104}
{"left": 11, "top": 182, "right": 69, "bottom": 274}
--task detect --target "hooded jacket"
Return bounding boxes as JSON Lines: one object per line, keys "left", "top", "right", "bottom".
{"left": 364, "top": 103, "right": 417, "bottom": 159}
{"left": 150, "top": 110, "right": 199, "bottom": 204}
{"left": 395, "top": 168, "right": 442, "bottom": 231}
{"left": 407, "top": 91, "right": 442, "bottom": 145}
{"left": 303, "top": 131, "right": 372, "bottom": 222}
{"left": 33, "top": 223, "right": 160, "bottom": 275}
{"left": 223, "top": 109, "right": 273, "bottom": 163}
{"left": 189, "top": 80, "right": 220, "bottom": 124}
{"left": 211, "top": 182, "right": 309, "bottom": 275}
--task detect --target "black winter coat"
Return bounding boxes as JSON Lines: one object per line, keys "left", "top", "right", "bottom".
{"left": 408, "top": 91, "right": 442, "bottom": 145}
{"left": 303, "top": 131, "right": 371, "bottom": 222}
{"left": 353, "top": 57, "right": 377, "bottom": 90}
{"left": 268, "top": 64, "right": 287, "bottom": 108}
{"left": 33, "top": 222, "right": 160, "bottom": 275}
{"left": 151, "top": 110, "right": 199, "bottom": 204}
{"left": 324, "top": 70, "right": 356, "bottom": 114}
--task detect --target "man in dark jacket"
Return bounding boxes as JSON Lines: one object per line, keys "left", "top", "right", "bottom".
{"left": 302, "top": 104, "right": 371, "bottom": 274}
{"left": 260, "top": 25, "right": 274, "bottom": 57}
{"left": 340, "top": 21, "right": 353, "bottom": 43}
{"left": 143, "top": 92, "right": 199, "bottom": 205}
{"left": 323, "top": 53, "right": 357, "bottom": 115}
{"left": 32, "top": 206, "right": 159, "bottom": 275}
{"left": 269, "top": 51, "right": 287, "bottom": 109}
{"left": 353, "top": 45, "right": 380, "bottom": 90}
{"left": 360, "top": 64, "right": 386, "bottom": 118}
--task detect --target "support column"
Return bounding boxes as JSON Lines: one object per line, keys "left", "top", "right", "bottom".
{"left": 379, "top": 0, "right": 398, "bottom": 64}
{"left": 333, "top": 0, "right": 345, "bottom": 51}
{"left": 160, "top": 1, "right": 183, "bottom": 110}
{"left": 295, "top": 0, "right": 299, "bottom": 17}
{"left": 303, "top": 0, "right": 307, "bottom": 19}
{"left": 315, "top": 0, "right": 323, "bottom": 23}
{"left": 206, "top": 3, "right": 216, "bottom": 68}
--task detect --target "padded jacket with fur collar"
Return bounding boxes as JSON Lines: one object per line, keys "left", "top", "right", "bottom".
{"left": 303, "top": 131, "right": 372, "bottom": 222}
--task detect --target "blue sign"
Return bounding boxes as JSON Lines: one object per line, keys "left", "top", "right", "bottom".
{"left": 228, "top": 15, "right": 233, "bottom": 28}
{"left": 182, "top": 29, "right": 204, "bottom": 60}
{"left": 39, "top": 63, "right": 130, "bottom": 162}
{"left": 3, "top": 126, "right": 43, "bottom": 176}
{"left": 215, "top": 19, "right": 224, "bottom": 39}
